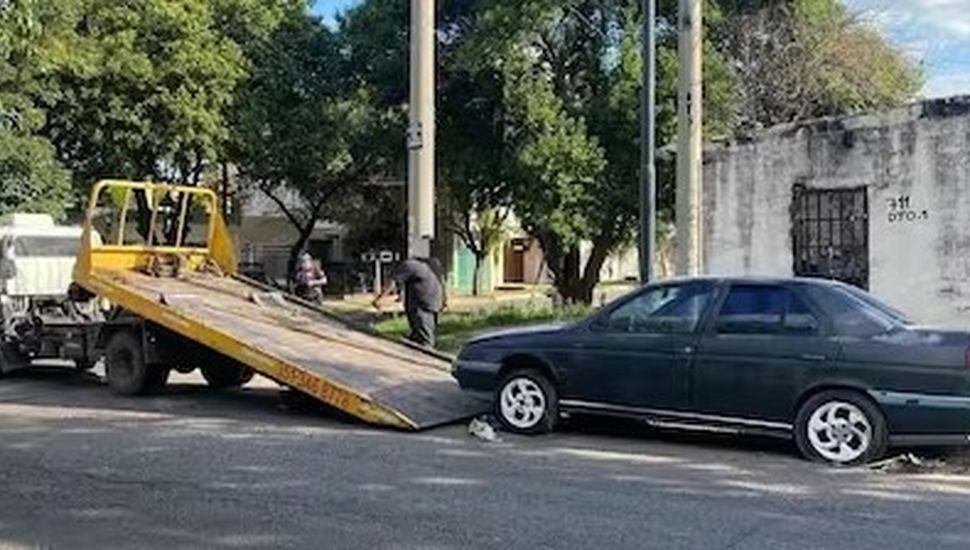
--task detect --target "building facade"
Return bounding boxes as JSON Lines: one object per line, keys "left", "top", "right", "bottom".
{"left": 703, "top": 96, "right": 970, "bottom": 325}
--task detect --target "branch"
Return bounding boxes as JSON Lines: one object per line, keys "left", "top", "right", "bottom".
{"left": 259, "top": 181, "right": 305, "bottom": 232}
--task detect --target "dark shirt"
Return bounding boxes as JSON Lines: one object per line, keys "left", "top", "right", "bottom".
{"left": 393, "top": 257, "right": 444, "bottom": 313}
{"left": 295, "top": 265, "right": 326, "bottom": 300}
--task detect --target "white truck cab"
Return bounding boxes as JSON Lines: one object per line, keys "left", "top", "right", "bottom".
{"left": 0, "top": 213, "right": 103, "bottom": 372}
{"left": 0, "top": 213, "right": 88, "bottom": 299}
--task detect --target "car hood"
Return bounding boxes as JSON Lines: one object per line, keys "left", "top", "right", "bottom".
{"left": 465, "top": 323, "right": 567, "bottom": 345}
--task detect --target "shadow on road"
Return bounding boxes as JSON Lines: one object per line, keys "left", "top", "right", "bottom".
{"left": 559, "top": 414, "right": 798, "bottom": 461}
{"left": 0, "top": 365, "right": 370, "bottom": 428}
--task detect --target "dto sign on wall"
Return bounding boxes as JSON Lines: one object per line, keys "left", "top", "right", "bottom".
{"left": 887, "top": 196, "right": 929, "bottom": 223}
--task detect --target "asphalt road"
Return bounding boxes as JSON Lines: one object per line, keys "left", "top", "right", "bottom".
{"left": 1, "top": 367, "right": 970, "bottom": 550}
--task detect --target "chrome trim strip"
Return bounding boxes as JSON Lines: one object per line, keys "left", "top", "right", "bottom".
{"left": 559, "top": 400, "right": 793, "bottom": 431}
{"left": 869, "top": 390, "right": 970, "bottom": 409}
{"left": 452, "top": 360, "right": 501, "bottom": 370}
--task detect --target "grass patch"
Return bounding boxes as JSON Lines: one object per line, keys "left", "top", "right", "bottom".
{"left": 374, "top": 305, "right": 592, "bottom": 353}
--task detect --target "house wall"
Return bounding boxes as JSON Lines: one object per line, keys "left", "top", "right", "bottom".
{"left": 702, "top": 96, "right": 970, "bottom": 326}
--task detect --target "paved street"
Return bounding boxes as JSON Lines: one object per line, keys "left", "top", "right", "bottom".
{"left": 1, "top": 367, "right": 970, "bottom": 550}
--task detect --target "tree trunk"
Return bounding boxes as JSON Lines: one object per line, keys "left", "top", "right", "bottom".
{"left": 471, "top": 250, "right": 484, "bottom": 296}
{"left": 579, "top": 237, "right": 612, "bottom": 305}
{"left": 536, "top": 230, "right": 612, "bottom": 306}
{"left": 550, "top": 245, "right": 586, "bottom": 305}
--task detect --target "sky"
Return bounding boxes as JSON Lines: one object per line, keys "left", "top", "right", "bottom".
{"left": 310, "top": 0, "right": 970, "bottom": 99}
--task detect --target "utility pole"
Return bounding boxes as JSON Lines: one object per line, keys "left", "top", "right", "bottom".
{"left": 675, "top": 0, "right": 703, "bottom": 276}
{"left": 407, "top": 0, "right": 435, "bottom": 259}
{"left": 639, "top": 0, "right": 656, "bottom": 284}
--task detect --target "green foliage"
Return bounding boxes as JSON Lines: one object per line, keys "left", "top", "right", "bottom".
{"left": 37, "top": 0, "right": 287, "bottom": 190}
{"left": 0, "top": 0, "right": 72, "bottom": 218}
{"left": 712, "top": 0, "right": 922, "bottom": 127}
{"left": 0, "top": 132, "right": 72, "bottom": 219}
{"left": 0, "top": 0, "right": 922, "bottom": 276}
{"left": 229, "top": 8, "right": 399, "bottom": 273}
{"left": 374, "top": 304, "right": 592, "bottom": 352}
{"left": 452, "top": 0, "right": 741, "bottom": 302}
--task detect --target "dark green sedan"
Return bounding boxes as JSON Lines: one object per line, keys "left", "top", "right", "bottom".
{"left": 452, "top": 277, "right": 970, "bottom": 465}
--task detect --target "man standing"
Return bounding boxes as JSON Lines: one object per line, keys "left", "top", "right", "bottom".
{"left": 372, "top": 256, "right": 445, "bottom": 348}
{"left": 293, "top": 252, "right": 328, "bottom": 303}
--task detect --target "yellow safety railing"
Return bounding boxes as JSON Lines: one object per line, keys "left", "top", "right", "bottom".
{"left": 74, "top": 180, "right": 237, "bottom": 281}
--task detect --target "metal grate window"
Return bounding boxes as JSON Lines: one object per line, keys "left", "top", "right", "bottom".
{"left": 791, "top": 185, "right": 869, "bottom": 290}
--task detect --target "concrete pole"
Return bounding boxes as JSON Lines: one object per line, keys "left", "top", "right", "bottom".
{"left": 407, "top": 0, "right": 435, "bottom": 259}
{"left": 639, "top": 0, "right": 656, "bottom": 285}
{"left": 675, "top": 0, "right": 703, "bottom": 276}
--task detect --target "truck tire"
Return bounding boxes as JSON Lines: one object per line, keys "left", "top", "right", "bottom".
{"left": 104, "top": 330, "right": 167, "bottom": 396}
{"left": 201, "top": 363, "right": 253, "bottom": 390}
{"left": 0, "top": 342, "right": 28, "bottom": 376}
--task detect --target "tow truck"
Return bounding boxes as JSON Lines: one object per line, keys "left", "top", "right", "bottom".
{"left": 1, "top": 180, "right": 485, "bottom": 430}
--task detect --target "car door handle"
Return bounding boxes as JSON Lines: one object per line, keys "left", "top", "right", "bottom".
{"left": 801, "top": 353, "right": 827, "bottom": 362}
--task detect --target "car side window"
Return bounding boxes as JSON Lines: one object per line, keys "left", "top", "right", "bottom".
{"left": 601, "top": 283, "right": 714, "bottom": 334}
{"left": 716, "top": 285, "right": 820, "bottom": 336}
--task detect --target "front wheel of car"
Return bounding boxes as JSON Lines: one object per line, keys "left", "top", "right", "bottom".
{"left": 494, "top": 369, "right": 558, "bottom": 435}
{"left": 795, "top": 390, "right": 888, "bottom": 466}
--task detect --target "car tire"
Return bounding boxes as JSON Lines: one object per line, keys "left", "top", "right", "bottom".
{"left": 494, "top": 368, "right": 558, "bottom": 435}
{"left": 105, "top": 331, "right": 166, "bottom": 396}
{"left": 795, "top": 390, "right": 888, "bottom": 466}
{"left": 201, "top": 363, "right": 253, "bottom": 390}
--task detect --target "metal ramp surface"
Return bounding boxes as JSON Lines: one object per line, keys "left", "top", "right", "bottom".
{"left": 99, "top": 270, "right": 487, "bottom": 429}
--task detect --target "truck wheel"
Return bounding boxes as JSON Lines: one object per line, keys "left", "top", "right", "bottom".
{"left": 201, "top": 364, "right": 253, "bottom": 390}
{"left": 105, "top": 331, "right": 166, "bottom": 396}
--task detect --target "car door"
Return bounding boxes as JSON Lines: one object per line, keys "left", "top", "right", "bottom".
{"left": 692, "top": 284, "right": 840, "bottom": 423}
{"left": 560, "top": 282, "right": 717, "bottom": 411}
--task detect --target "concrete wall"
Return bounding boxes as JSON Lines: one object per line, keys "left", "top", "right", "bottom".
{"left": 703, "top": 96, "right": 970, "bottom": 326}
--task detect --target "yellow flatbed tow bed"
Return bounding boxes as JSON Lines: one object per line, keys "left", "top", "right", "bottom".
{"left": 73, "top": 180, "right": 487, "bottom": 430}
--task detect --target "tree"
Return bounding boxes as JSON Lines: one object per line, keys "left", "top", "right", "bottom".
{"left": 438, "top": 64, "right": 514, "bottom": 295}
{"left": 0, "top": 0, "right": 72, "bottom": 218}
{"left": 457, "top": 0, "right": 740, "bottom": 303}
{"left": 711, "top": 0, "right": 922, "bottom": 129}
{"left": 0, "top": 132, "right": 72, "bottom": 218}
{"left": 36, "top": 0, "right": 275, "bottom": 193}
{"left": 230, "top": 11, "right": 398, "bottom": 277}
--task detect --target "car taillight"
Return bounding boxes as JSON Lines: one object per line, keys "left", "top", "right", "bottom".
{"left": 965, "top": 346, "right": 970, "bottom": 369}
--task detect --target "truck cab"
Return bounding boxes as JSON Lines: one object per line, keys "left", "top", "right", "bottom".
{"left": 0, "top": 213, "right": 102, "bottom": 372}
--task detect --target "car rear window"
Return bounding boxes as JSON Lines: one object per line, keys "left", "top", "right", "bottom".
{"left": 803, "top": 284, "right": 899, "bottom": 336}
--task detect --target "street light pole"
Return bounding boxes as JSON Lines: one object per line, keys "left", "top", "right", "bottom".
{"left": 675, "top": 0, "right": 703, "bottom": 276}
{"left": 639, "top": 0, "right": 656, "bottom": 284}
{"left": 407, "top": 0, "right": 435, "bottom": 259}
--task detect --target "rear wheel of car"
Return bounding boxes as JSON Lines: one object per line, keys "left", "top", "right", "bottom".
{"left": 795, "top": 390, "right": 888, "bottom": 466}
{"left": 494, "top": 368, "right": 558, "bottom": 435}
